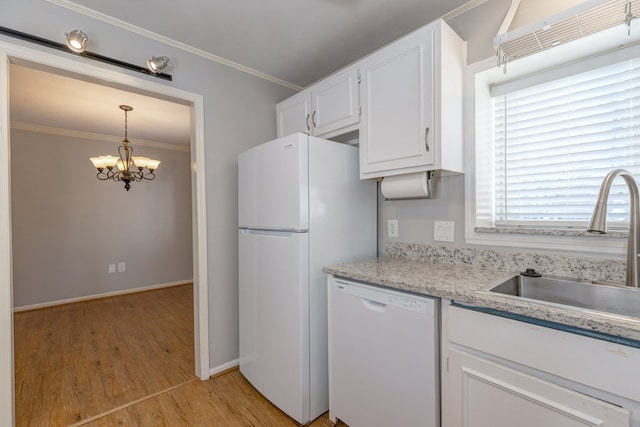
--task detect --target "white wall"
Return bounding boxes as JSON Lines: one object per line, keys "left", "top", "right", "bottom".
{"left": 1, "top": 0, "right": 295, "bottom": 373}
{"left": 10, "top": 129, "right": 193, "bottom": 307}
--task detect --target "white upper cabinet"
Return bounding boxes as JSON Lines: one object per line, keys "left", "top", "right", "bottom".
{"left": 276, "top": 65, "right": 359, "bottom": 139}
{"left": 359, "top": 19, "right": 465, "bottom": 179}
{"left": 276, "top": 91, "right": 311, "bottom": 138}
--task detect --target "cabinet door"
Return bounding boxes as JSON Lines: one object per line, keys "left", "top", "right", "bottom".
{"left": 444, "top": 348, "right": 630, "bottom": 427}
{"left": 359, "top": 25, "right": 434, "bottom": 179}
{"left": 311, "top": 66, "right": 359, "bottom": 137}
{"left": 276, "top": 90, "right": 311, "bottom": 137}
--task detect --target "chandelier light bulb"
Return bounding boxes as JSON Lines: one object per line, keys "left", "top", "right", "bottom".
{"left": 146, "top": 159, "right": 161, "bottom": 171}
{"left": 89, "top": 157, "right": 105, "bottom": 169}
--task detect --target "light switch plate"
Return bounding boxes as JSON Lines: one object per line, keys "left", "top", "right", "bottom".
{"left": 434, "top": 221, "right": 454, "bottom": 242}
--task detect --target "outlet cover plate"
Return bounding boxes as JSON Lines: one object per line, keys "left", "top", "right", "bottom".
{"left": 388, "top": 219, "right": 399, "bottom": 238}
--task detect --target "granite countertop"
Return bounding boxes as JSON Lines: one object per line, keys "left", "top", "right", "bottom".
{"left": 324, "top": 256, "right": 640, "bottom": 343}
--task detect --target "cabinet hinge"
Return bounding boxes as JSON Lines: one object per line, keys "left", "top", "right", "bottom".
{"left": 446, "top": 357, "right": 450, "bottom": 373}
{"left": 357, "top": 70, "right": 361, "bottom": 84}
{"left": 358, "top": 105, "right": 362, "bottom": 116}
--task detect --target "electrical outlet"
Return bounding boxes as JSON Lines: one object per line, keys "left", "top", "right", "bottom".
{"left": 388, "top": 219, "right": 399, "bottom": 238}
{"left": 434, "top": 221, "right": 454, "bottom": 242}
{"left": 108, "top": 264, "right": 116, "bottom": 274}
{"left": 117, "top": 262, "right": 126, "bottom": 273}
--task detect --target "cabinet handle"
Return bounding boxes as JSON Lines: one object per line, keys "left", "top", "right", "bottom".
{"left": 312, "top": 111, "right": 317, "bottom": 128}
{"left": 306, "top": 114, "right": 311, "bottom": 132}
{"left": 425, "top": 127, "right": 430, "bottom": 152}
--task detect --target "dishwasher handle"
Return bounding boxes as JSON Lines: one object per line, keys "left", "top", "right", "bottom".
{"left": 362, "top": 298, "right": 387, "bottom": 312}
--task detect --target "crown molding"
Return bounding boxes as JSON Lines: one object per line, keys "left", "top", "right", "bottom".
{"left": 11, "top": 121, "right": 190, "bottom": 152}
{"left": 442, "top": 0, "right": 489, "bottom": 21}
{"left": 45, "top": 0, "right": 303, "bottom": 91}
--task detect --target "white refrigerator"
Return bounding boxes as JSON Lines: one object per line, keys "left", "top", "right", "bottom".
{"left": 238, "top": 133, "right": 377, "bottom": 424}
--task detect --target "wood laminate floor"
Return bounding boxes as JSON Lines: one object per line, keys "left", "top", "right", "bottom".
{"left": 14, "top": 284, "right": 335, "bottom": 426}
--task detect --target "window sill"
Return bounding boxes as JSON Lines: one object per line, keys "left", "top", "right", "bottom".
{"left": 466, "top": 226, "right": 626, "bottom": 258}
{"left": 475, "top": 226, "right": 628, "bottom": 239}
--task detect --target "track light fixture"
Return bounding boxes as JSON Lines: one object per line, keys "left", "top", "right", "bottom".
{"left": 0, "top": 26, "right": 172, "bottom": 80}
{"left": 147, "top": 56, "right": 169, "bottom": 74}
{"left": 65, "top": 29, "right": 88, "bottom": 53}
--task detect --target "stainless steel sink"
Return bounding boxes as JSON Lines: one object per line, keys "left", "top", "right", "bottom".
{"left": 480, "top": 274, "right": 640, "bottom": 319}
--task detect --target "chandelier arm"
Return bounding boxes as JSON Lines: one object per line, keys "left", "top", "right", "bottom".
{"left": 96, "top": 171, "right": 111, "bottom": 180}
{"left": 141, "top": 172, "right": 156, "bottom": 181}
{"left": 108, "top": 169, "right": 125, "bottom": 182}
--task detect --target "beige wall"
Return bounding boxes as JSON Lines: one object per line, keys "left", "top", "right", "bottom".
{"left": 10, "top": 129, "right": 193, "bottom": 307}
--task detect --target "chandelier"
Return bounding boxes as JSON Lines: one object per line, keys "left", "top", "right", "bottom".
{"left": 89, "top": 105, "right": 161, "bottom": 191}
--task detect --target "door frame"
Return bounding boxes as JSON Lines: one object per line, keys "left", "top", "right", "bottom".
{"left": 0, "top": 41, "right": 210, "bottom": 424}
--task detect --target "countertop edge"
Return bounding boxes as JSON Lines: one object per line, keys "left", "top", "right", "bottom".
{"left": 324, "top": 258, "right": 640, "bottom": 343}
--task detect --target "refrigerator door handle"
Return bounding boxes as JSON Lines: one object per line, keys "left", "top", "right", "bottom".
{"left": 239, "top": 227, "right": 308, "bottom": 236}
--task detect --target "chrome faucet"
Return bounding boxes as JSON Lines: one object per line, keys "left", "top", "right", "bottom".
{"left": 587, "top": 169, "right": 640, "bottom": 287}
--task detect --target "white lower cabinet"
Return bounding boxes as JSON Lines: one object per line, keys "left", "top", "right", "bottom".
{"left": 442, "top": 302, "right": 640, "bottom": 427}
{"left": 447, "top": 348, "right": 630, "bottom": 427}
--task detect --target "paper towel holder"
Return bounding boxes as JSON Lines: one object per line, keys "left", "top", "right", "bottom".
{"left": 381, "top": 171, "right": 433, "bottom": 201}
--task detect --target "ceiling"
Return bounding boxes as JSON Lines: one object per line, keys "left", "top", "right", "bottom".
{"left": 70, "top": 0, "right": 474, "bottom": 88}
{"left": 9, "top": 0, "right": 496, "bottom": 146}
{"left": 10, "top": 63, "right": 192, "bottom": 146}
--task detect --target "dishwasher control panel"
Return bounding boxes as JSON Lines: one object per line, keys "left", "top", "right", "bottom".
{"left": 334, "top": 279, "right": 433, "bottom": 314}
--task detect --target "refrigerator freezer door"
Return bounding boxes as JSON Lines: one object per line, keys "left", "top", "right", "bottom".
{"left": 239, "top": 228, "right": 311, "bottom": 424}
{"left": 238, "top": 133, "right": 309, "bottom": 231}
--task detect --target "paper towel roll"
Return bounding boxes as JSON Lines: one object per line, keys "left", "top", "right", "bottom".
{"left": 381, "top": 172, "right": 430, "bottom": 200}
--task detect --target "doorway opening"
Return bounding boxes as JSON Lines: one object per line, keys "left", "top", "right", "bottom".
{"left": 0, "top": 42, "right": 210, "bottom": 425}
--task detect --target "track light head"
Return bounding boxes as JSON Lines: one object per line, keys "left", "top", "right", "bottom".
{"left": 65, "top": 29, "right": 88, "bottom": 53}
{"left": 146, "top": 56, "right": 169, "bottom": 74}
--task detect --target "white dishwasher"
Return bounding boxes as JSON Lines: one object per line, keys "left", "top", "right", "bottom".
{"left": 328, "top": 276, "right": 439, "bottom": 427}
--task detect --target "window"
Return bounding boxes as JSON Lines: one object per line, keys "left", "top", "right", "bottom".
{"left": 491, "top": 58, "right": 640, "bottom": 229}
{"left": 468, "top": 28, "right": 640, "bottom": 254}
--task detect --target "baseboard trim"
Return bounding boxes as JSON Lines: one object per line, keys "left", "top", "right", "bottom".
{"left": 13, "top": 280, "right": 193, "bottom": 312}
{"left": 209, "top": 359, "right": 239, "bottom": 378}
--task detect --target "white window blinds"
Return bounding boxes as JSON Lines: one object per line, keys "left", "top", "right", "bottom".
{"left": 492, "top": 57, "right": 640, "bottom": 228}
